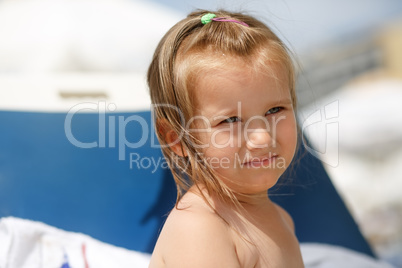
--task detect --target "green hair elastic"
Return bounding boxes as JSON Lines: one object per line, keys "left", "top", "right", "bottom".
{"left": 201, "top": 13, "right": 249, "bottom": 27}
{"left": 201, "top": 13, "right": 216, "bottom": 24}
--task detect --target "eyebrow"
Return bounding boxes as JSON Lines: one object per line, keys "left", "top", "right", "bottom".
{"left": 209, "top": 109, "right": 238, "bottom": 121}
{"left": 272, "top": 98, "right": 293, "bottom": 106}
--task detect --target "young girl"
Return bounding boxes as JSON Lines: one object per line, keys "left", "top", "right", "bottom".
{"left": 147, "top": 10, "right": 304, "bottom": 267}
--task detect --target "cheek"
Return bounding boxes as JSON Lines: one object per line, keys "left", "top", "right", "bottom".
{"left": 202, "top": 132, "right": 239, "bottom": 171}
{"left": 201, "top": 146, "right": 235, "bottom": 172}
{"left": 210, "top": 126, "right": 240, "bottom": 148}
{"left": 278, "top": 114, "right": 297, "bottom": 153}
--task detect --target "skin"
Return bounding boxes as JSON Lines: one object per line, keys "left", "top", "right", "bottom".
{"left": 149, "top": 58, "right": 304, "bottom": 267}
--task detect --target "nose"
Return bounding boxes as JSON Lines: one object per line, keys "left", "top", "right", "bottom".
{"left": 246, "top": 128, "right": 273, "bottom": 150}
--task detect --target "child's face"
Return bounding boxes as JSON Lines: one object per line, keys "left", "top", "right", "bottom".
{"left": 190, "top": 59, "right": 297, "bottom": 195}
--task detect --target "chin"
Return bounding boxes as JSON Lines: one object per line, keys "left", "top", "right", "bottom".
{"left": 224, "top": 176, "right": 280, "bottom": 196}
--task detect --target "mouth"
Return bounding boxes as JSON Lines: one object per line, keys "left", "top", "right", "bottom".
{"left": 243, "top": 154, "right": 278, "bottom": 168}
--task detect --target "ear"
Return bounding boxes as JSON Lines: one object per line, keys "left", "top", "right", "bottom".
{"left": 157, "top": 119, "right": 188, "bottom": 157}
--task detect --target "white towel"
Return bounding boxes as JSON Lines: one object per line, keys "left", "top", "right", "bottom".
{"left": 301, "top": 243, "right": 394, "bottom": 268}
{"left": 0, "top": 217, "right": 394, "bottom": 268}
{"left": 0, "top": 217, "right": 151, "bottom": 268}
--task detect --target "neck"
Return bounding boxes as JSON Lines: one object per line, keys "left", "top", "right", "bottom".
{"left": 188, "top": 184, "right": 274, "bottom": 213}
{"left": 236, "top": 191, "right": 271, "bottom": 206}
{"left": 237, "top": 195, "right": 275, "bottom": 217}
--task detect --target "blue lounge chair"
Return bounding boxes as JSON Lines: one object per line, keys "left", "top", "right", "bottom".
{"left": 0, "top": 110, "right": 374, "bottom": 257}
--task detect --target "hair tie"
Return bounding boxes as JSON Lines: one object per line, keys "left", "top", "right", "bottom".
{"left": 201, "top": 13, "right": 216, "bottom": 24}
{"left": 201, "top": 13, "right": 249, "bottom": 27}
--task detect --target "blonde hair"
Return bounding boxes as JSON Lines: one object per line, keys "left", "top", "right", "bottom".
{"left": 147, "top": 9, "right": 296, "bottom": 206}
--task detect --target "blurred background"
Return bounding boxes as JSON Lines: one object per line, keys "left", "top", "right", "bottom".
{"left": 0, "top": 0, "right": 401, "bottom": 266}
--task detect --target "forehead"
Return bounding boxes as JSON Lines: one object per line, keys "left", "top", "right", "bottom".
{"left": 192, "top": 57, "right": 291, "bottom": 112}
{"left": 185, "top": 47, "right": 290, "bottom": 89}
{"left": 195, "top": 54, "right": 289, "bottom": 89}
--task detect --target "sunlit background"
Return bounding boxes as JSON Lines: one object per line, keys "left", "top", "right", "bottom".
{"left": 0, "top": 0, "right": 401, "bottom": 266}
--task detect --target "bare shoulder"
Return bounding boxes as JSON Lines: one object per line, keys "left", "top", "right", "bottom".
{"left": 149, "top": 192, "right": 241, "bottom": 268}
{"left": 273, "top": 203, "right": 295, "bottom": 232}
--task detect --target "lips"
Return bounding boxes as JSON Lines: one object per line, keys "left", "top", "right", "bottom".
{"left": 243, "top": 153, "right": 278, "bottom": 168}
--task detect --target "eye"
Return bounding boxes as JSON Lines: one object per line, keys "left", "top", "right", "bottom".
{"left": 265, "top": 107, "right": 282, "bottom": 115}
{"left": 221, "top": 116, "right": 241, "bottom": 124}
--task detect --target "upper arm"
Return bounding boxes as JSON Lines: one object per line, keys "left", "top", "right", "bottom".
{"left": 155, "top": 209, "right": 241, "bottom": 268}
